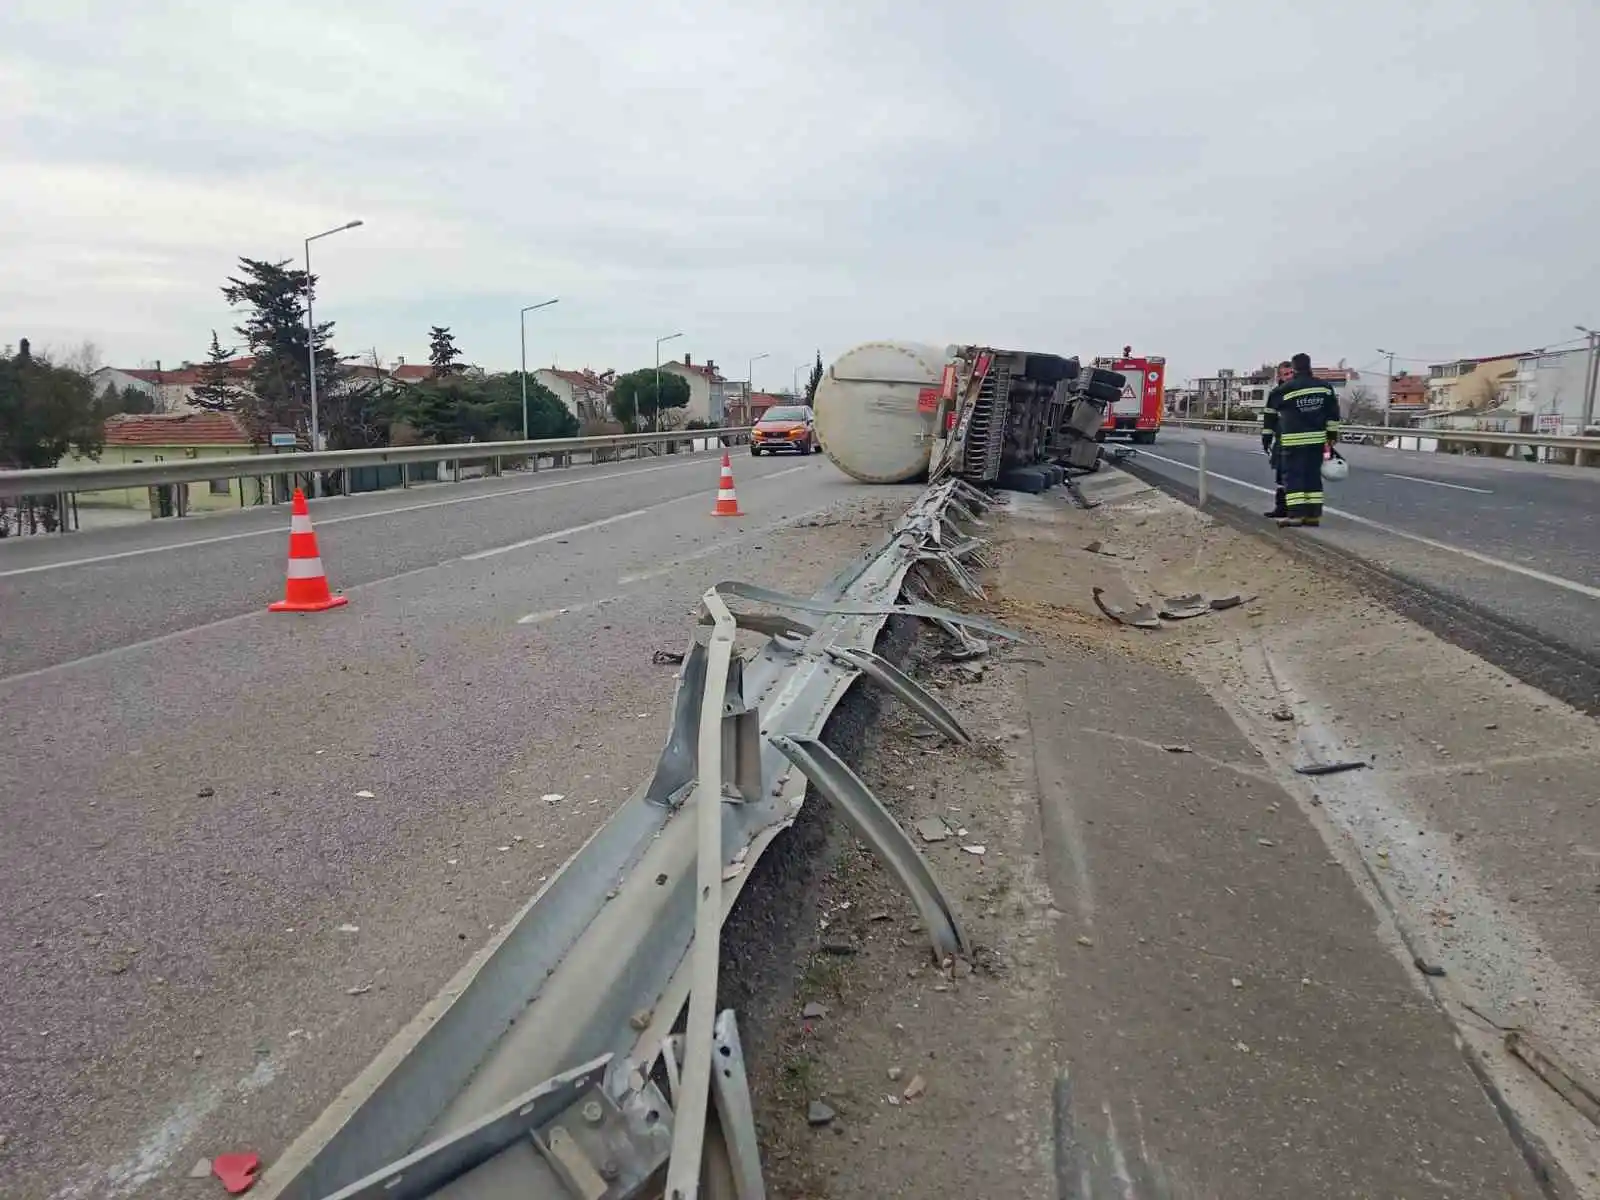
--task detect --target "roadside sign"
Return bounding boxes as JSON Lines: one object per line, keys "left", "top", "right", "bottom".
{"left": 270, "top": 433, "right": 296, "bottom": 448}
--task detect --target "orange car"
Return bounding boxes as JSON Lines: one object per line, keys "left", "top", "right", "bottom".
{"left": 750, "top": 405, "right": 817, "bottom": 456}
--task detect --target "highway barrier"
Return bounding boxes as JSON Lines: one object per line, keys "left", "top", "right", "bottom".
{"left": 1161, "top": 418, "right": 1599, "bottom": 467}
{"left": 0, "top": 428, "right": 752, "bottom": 533}
{"left": 256, "top": 478, "right": 1015, "bottom": 1200}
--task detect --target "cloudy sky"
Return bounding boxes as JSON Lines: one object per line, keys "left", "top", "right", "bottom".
{"left": 1, "top": 0, "right": 1594, "bottom": 390}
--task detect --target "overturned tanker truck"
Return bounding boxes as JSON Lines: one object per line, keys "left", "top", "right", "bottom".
{"left": 812, "top": 341, "right": 1127, "bottom": 490}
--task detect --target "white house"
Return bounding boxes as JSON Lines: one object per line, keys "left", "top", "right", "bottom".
{"left": 659, "top": 355, "right": 726, "bottom": 424}
{"left": 535, "top": 368, "right": 616, "bottom": 424}
{"left": 90, "top": 359, "right": 257, "bottom": 414}
{"left": 1511, "top": 347, "right": 1595, "bottom": 433}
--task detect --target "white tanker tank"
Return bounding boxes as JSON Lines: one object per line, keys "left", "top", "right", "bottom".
{"left": 812, "top": 341, "right": 948, "bottom": 484}
{"left": 813, "top": 341, "right": 1124, "bottom": 487}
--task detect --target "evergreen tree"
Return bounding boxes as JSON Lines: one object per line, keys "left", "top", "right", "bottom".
{"left": 219, "top": 257, "right": 339, "bottom": 437}
{"left": 805, "top": 350, "right": 824, "bottom": 406}
{"left": 428, "top": 326, "right": 463, "bottom": 376}
{"left": 0, "top": 338, "right": 104, "bottom": 470}
{"left": 190, "top": 329, "right": 242, "bottom": 413}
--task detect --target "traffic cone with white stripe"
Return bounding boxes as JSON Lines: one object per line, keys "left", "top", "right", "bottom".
{"left": 268, "top": 489, "right": 348, "bottom": 612}
{"left": 711, "top": 452, "right": 744, "bottom": 517}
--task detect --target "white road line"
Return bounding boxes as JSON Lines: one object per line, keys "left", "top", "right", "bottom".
{"left": 0, "top": 457, "right": 712, "bottom": 579}
{"left": 1382, "top": 472, "right": 1493, "bottom": 494}
{"left": 516, "top": 595, "right": 624, "bottom": 625}
{"left": 1137, "top": 450, "right": 1600, "bottom": 602}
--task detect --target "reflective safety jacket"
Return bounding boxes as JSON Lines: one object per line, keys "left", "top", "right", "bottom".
{"left": 1262, "top": 373, "right": 1340, "bottom": 449}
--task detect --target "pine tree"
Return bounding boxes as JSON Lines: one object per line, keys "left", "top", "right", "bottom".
{"left": 805, "top": 350, "right": 824, "bottom": 406}
{"left": 190, "top": 330, "right": 241, "bottom": 412}
{"left": 220, "top": 257, "right": 339, "bottom": 437}
{"left": 428, "top": 326, "right": 462, "bottom": 376}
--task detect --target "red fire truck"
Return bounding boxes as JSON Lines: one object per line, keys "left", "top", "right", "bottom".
{"left": 1094, "top": 347, "right": 1165, "bottom": 444}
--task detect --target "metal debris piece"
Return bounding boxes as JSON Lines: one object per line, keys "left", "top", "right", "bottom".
{"left": 1293, "top": 760, "right": 1369, "bottom": 777}
{"left": 1209, "top": 594, "right": 1255, "bottom": 611}
{"left": 1506, "top": 1031, "right": 1600, "bottom": 1128}
{"left": 1158, "top": 594, "right": 1212, "bottom": 621}
{"left": 1092, "top": 587, "right": 1160, "bottom": 630}
{"left": 1413, "top": 956, "right": 1447, "bottom": 978}
{"left": 772, "top": 735, "right": 970, "bottom": 961}
{"left": 826, "top": 646, "right": 972, "bottom": 745}
{"left": 651, "top": 649, "right": 686, "bottom": 665}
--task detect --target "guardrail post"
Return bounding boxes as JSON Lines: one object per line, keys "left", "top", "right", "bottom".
{"left": 341, "top": 467, "right": 351, "bottom": 497}
{"left": 1197, "top": 438, "right": 1209, "bottom": 507}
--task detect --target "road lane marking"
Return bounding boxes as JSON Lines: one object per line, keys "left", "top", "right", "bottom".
{"left": 1382, "top": 473, "right": 1493, "bottom": 494}
{"left": 517, "top": 595, "right": 624, "bottom": 625}
{"left": 0, "top": 456, "right": 717, "bottom": 579}
{"left": 1136, "top": 450, "right": 1600, "bottom": 602}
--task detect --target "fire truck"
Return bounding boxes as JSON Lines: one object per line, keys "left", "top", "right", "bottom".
{"left": 1095, "top": 347, "right": 1166, "bottom": 444}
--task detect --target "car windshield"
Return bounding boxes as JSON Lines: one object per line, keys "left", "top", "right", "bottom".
{"left": 762, "top": 407, "right": 807, "bottom": 422}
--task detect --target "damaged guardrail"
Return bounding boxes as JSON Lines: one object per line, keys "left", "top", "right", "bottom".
{"left": 260, "top": 478, "right": 1019, "bottom": 1200}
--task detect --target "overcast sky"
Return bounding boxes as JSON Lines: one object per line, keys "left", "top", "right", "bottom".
{"left": 1, "top": 1, "right": 1594, "bottom": 390}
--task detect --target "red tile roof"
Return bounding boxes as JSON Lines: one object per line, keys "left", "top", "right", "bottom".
{"left": 1312, "top": 367, "right": 1356, "bottom": 382}
{"left": 391, "top": 364, "right": 435, "bottom": 382}
{"left": 103, "top": 412, "right": 256, "bottom": 447}
{"left": 113, "top": 359, "right": 256, "bottom": 386}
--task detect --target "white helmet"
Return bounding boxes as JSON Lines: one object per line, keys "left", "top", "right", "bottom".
{"left": 1323, "top": 453, "right": 1350, "bottom": 482}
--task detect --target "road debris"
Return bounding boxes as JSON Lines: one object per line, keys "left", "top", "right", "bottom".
{"left": 188, "top": 1157, "right": 212, "bottom": 1179}
{"left": 1293, "top": 760, "right": 1369, "bottom": 777}
{"left": 960, "top": 844, "right": 986, "bottom": 856}
{"left": 902, "top": 1074, "right": 927, "bottom": 1101}
{"left": 629, "top": 1009, "right": 652, "bottom": 1031}
{"left": 1270, "top": 707, "right": 1295, "bottom": 722}
{"left": 1158, "top": 594, "right": 1212, "bottom": 621}
{"left": 353, "top": 790, "right": 375, "bottom": 799}
{"left": 345, "top": 983, "right": 372, "bottom": 996}
{"left": 541, "top": 793, "right": 565, "bottom": 804}
{"left": 211, "top": 1151, "right": 262, "bottom": 1194}
{"left": 807, "top": 1100, "right": 836, "bottom": 1126}
{"left": 1076, "top": 935, "right": 1095, "bottom": 947}
{"left": 1092, "top": 586, "right": 1160, "bottom": 630}
{"left": 334, "top": 923, "right": 359, "bottom": 934}
{"left": 887, "top": 1066, "right": 904, "bottom": 1082}
{"left": 1505, "top": 1031, "right": 1600, "bottom": 1128}
{"left": 1412, "top": 957, "right": 1446, "bottom": 978}
{"left": 802, "top": 1002, "right": 828, "bottom": 1020}
{"left": 915, "top": 817, "right": 950, "bottom": 843}
{"left": 651, "top": 649, "right": 686, "bottom": 665}
{"left": 1163, "top": 744, "right": 1193, "bottom": 754}
{"left": 196, "top": 787, "right": 215, "bottom": 798}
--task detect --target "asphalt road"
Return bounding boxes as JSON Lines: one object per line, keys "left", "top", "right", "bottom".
{"left": 0, "top": 449, "right": 906, "bottom": 1199}
{"left": 1127, "top": 428, "right": 1600, "bottom": 665}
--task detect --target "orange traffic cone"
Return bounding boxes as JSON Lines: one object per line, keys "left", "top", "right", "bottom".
{"left": 268, "top": 489, "right": 348, "bottom": 613}
{"left": 711, "top": 453, "right": 744, "bottom": 517}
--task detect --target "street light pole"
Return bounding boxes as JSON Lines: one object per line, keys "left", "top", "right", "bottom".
{"left": 1377, "top": 348, "right": 1396, "bottom": 426}
{"left": 654, "top": 332, "right": 683, "bottom": 433}
{"left": 746, "top": 352, "right": 769, "bottom": 423}
{"left": 519, "top": 298, "right": 560, "bottom": 440}
{"left": 304, "top": 219, "right": 363, "bottom": 497}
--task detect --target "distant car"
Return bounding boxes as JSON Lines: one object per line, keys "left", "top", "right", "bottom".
{"left": 751, "top": 405, "right": 817, "bottom": 456}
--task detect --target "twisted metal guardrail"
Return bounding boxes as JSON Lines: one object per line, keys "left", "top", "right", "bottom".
{"left": 0, "top": 428, "right": 751, "bottom": 502}
{"left": 258, "top": 477, "right": 1017, "bottom": 1200}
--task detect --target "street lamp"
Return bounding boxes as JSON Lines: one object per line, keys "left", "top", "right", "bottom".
{"left": 520, "top": 298, "right": 560, "bottom": 440}
{"left": 1377, "top": 347, "right": 1396, "bottom": 426}
{"left": 304, "top": 219, "right": 363, "bottom": 497}
{"left": 654, "top": 332, "right": 684, "bottom": 432}
{"left": 746, "top": 352, "right": 769, "bottom": 422}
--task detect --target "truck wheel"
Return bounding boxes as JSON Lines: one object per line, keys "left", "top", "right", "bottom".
{"left": 751, "top": 446, "right": 761, "bottom": 456}
{"left": 1133, "top": 431, "right": 1157, "bottom": 445}
{"left": 1023, "top": 355, "right": 1074, "bottom": 385}
{"left": 1085, "top": 380, "right": 1121, "bottom": 403}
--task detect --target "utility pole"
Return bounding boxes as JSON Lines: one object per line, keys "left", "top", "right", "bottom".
{"left": 1577, "top": 325, "right": 1599, "bottom": 432}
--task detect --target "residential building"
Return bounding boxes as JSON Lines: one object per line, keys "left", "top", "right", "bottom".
{"left": 390, "top": 361, "right": 436, "bottom": 385}
{"left": 65, "top": 412, "right": 282, "bottom": 516}
{"left": 1190, "top": 361, "right": 1380, "bottom": 416}
{"left": 1425, "top": 354, "right": 1528, "bottom": 411}
{"left": 90, "top": 359, "right": 257, "bottom": 414}
{"left": 1387, "top": 371, "right": 1428, "bottom": 414}
{"left": 535, "top": 368, "right": 616, "bottom": 424}
{"left": 1511, "top": 347, "right": 1596, "bottom": 433}
{"left": 659, "top": 355, "right": 725, "bottom": 424}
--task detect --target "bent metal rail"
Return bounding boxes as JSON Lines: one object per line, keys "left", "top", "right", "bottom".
{"left": 0, "top": 428, "right": 752, "bottom": 502}
{"left": 254, "top": 478, "right": 1015, "bottom": 1200}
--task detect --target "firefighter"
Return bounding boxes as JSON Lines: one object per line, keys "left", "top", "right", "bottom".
{"left": 1272, "top": 352, "right": 1340, "bottom": 527}
{"left": 1260, "top": 360, "right": 1294, "bottom": 518}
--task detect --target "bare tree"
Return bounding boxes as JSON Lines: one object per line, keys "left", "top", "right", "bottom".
{"left": 1342, "top": 384, "right": 1384, "bottom": 425}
